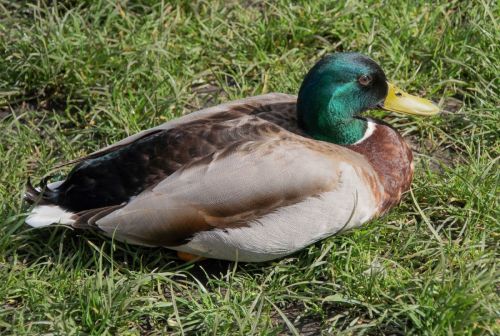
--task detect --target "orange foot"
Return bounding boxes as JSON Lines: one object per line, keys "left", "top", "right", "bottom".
{"left": 177, "top": 251, "right": 206, "bottom": 262}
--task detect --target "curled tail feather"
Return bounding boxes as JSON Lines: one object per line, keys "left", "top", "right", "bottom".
{"left": 24, "top": 176, "right": 58, "bottom": 205}
{"left": 25, "top": 177, "right": 76, "bottom": 227}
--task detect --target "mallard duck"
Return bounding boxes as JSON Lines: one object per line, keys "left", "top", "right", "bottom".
{"left": 25, "top": 53, "right": 438, "bottom": 262}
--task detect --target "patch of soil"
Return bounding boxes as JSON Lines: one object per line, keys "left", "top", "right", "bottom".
{"left": 271, "top": 300, "right": 407, "bottom": 335}
{"left": 270, "top": 302, "right": 322, "bottom": 336}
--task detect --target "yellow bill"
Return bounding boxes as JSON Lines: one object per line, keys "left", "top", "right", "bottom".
{"left": 381, "top": 82, "right": 439, "bottom": 116}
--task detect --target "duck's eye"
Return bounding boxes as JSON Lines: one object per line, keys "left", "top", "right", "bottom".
{"left": 358, "top": 74, "right": 372, "bottom": 86}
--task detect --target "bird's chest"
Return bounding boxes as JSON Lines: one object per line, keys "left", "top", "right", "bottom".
{"left": 348, "top": 123, "right": 414, "bottom": 213}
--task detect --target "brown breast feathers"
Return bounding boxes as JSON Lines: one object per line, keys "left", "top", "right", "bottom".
{"left": 348, "top": 121, "right": 414, "bottom": 214}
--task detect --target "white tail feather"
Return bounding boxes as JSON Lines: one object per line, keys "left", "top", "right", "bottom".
{"left": 26, "top": 205, "right": 76, "bottom": 228}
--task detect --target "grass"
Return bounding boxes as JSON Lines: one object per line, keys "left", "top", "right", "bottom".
{"left": 0, "top": 0, "right": 498, "bottom": 334}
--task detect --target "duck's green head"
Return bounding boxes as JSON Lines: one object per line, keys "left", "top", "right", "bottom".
{"left": 297, "top": 53, "right": 438, "bottom": 145}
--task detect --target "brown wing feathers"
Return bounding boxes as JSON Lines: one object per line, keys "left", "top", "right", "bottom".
{"left": 93, "top": 136, "right": 344, "bottom": 246}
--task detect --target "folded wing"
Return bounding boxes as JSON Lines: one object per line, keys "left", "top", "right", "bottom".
{"left": 94, "top": 136, "right": 379, "bottom": 248}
